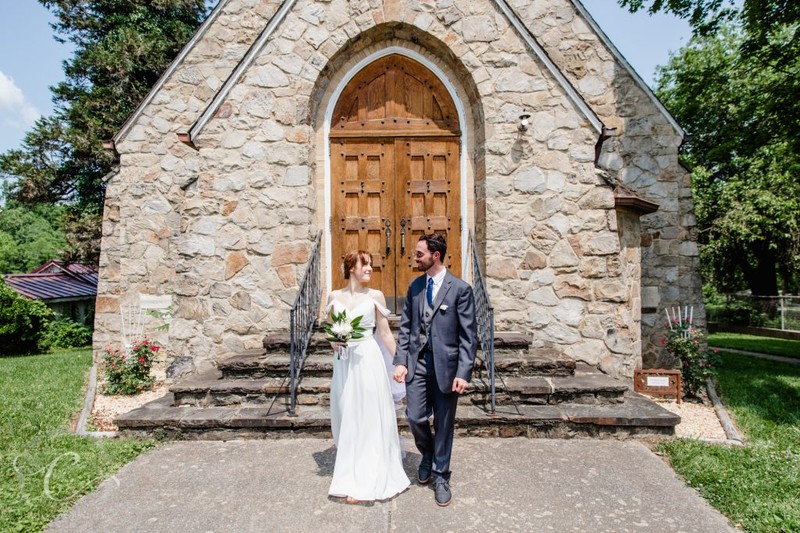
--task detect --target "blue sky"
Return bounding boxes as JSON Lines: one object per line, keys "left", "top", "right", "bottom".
{"left": 0, "top": 1, "right": 692, "bottom": 154}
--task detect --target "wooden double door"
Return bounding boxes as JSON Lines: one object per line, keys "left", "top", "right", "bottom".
{"left": 329, "top": 54, "right": 463, "bottom": 312}
{"left": 331, "top": 136, "right": 461, "bottom": 312}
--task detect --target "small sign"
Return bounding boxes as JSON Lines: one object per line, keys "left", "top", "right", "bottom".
{"left": 634, "top": 369, "right": 682, "bottom": 403}
{"left": 647, "top": 376, "right": 670, "bottom": 388}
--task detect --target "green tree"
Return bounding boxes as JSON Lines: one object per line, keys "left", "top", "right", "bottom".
{"left": 0, "top": 279, "right": 54, "bottom": 355}
{"left": 616, "top": 0, "right": 799, "bottom": 44}
{"left": 655, "top": 25, "right": 800, "bottom": 294}
{"left": 619, "top": 0, "right": 800, "bottom": 151}
{"left": 0, "top": 0, "right": 207, "bottom": 263}
{"left": 0, "top": 202, "right": 67, "bottom": 274}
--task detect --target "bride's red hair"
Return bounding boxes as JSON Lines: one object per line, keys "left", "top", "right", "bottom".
{"left": 343, "top": 250, "right": 372, "bottom": 279}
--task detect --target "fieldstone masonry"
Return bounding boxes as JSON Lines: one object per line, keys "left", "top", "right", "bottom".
{"left": 96, "top": 0, "right": 704, "bottom": 379}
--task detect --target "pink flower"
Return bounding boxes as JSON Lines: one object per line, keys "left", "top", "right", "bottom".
{"left": 139, "top": 357, "right": 145, "bottom": 364}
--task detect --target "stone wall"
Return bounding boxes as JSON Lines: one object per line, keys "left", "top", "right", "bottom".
{"left": 96, "top": 0, "right": 703, "bottom": 378}
{"left": 95, "top": 0, "right": 290, "bottom": 372}
{"left": 512, "top": 0, "right": 705, "bottom": 367}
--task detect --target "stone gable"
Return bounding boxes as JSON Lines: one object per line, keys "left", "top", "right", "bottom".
{"left": 96, "top": 0, "right": 704, "bottom": 378}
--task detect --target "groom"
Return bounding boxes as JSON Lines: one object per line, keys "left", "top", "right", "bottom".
{"left": 393, "top": 233, "right": 477, "bottom": 507}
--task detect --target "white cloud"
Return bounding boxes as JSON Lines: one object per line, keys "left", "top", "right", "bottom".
{"left": 0, "top": 70, "right": 41, "bottom": 129}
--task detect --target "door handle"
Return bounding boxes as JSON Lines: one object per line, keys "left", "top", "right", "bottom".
{"left": 400, "top": 219, "right": 407, "bottom": 257}
{"left": 384, "top": 219, "right": 392, "bottom": 256}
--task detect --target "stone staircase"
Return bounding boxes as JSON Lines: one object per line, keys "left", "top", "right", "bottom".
{"left": 116, "top": 326, "right": 680, "bottom": 439}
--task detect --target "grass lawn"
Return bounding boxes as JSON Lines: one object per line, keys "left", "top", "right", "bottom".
{"left": 709, "top": 332, "right": 800, "bottom": 360}
{"left": 0, "top": 348, "right": 155, "bottom": 532}
{"left": 660, "top": 352, "right": 800, "bottom": 532}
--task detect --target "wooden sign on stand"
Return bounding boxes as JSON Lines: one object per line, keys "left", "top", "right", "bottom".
{"left": 634, "top": 369, "right": 682, "bottom": 403}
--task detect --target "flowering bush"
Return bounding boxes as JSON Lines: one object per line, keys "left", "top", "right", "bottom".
{"left": 662, "top": 319, "right": 720, "bottom": 398}
{"left": 100, "top": 339, "right": 161, "bottom": 395}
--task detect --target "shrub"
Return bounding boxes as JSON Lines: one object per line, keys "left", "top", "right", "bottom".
{"left": 662, "top": 319, "right": 721, "bottom": 397}
{"left": 100, "top": 339, "right": 160, "bottom": 395}
{"left": 42, "top": 318, "right": 93, "bottom": 348}
{"left": 706, "top": 299, "right": 768, "bottom": 326}
{"left": 0, "top": 279, "right": 53, "bottom": 355}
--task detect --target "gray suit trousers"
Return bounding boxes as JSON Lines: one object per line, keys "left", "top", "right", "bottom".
{"left": 406, "top": 348, "right": 459, "bottom": 479}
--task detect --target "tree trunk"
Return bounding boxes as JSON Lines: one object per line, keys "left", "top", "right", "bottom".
{"left": 740, "top": 249, "right": 779, "bottom": 296}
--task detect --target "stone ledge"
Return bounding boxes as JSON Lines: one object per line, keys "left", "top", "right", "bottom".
{"left": 115, "top": 391, "right": 678, "bottom": 438}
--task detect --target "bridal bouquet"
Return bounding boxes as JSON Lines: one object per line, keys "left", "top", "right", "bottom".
{"left": 325, "top": 311, "right": 366, "bottom": 360}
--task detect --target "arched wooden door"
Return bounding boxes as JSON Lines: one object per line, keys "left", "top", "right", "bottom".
{"left": 330, "top": 54, "right": 461, "bottom": 312}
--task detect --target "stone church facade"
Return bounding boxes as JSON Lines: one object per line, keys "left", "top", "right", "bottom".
{"left": 95, "top": 0, "right": 704, "bottom": 379}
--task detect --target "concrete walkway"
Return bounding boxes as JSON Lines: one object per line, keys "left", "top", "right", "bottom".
{"left": 47, "top": 438, "right": 734, "bottom": 532}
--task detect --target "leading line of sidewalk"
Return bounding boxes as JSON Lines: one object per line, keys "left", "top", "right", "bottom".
{"left": 47, "top": 438, "right": 734, "bottom": 532}
{"left": 709, "top": 346, "right": 800, "bottom": 365}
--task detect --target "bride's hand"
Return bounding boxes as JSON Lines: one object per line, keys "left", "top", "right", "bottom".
{"left": 330, "top": 341, "right": 346, "bottom": 351}
{"left": 393, "top": 365, "right": 408, "bottom": 383}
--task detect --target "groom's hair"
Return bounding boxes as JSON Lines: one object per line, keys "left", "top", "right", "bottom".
{"left": 343, "top": 250, "right": 372, "bottom": 279}
{"left": 419, "top": 233, "right": 447, "bottom": 262}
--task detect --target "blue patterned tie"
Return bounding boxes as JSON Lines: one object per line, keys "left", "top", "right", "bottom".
{"left": 426, "top": 277, "right": 434, "bottom": 307}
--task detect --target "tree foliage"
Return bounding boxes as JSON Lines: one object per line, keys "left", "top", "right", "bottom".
{"left": 654, "top": 25, "right": 800, "bottom": 295}
{"left": 0, "top": 202, "right": 67, "bottom": 274}
{"left": 0, "top": 279, "right": 54, "bottom": 355}
{"left": 0, "top": 0, "right": 207, "bottom": 264}
{"left": 621, "top": 0, "right": 800, "bottom": 146}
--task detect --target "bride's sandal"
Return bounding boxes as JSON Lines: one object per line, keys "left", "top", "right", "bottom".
{"left": 345, "top": 496, "right": 361, "bottom": 504}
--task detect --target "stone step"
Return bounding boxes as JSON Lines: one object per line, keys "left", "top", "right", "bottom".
{"left": 221, "top": 344, "right": 567, "bottom": 380}
{"left": 476, "top": 348, "right": 575, "bottom": 377}
{"left": 218, "top": 352, "right": 334, "bottom": 379}
{"left": 115, "top": 391, "right": 679, "bottom": 440}
{"left": 262, "top": 329, "right": 532, "bottom": 354}
{"left": 469, "top": 364, "right": 627, "bottom": 406}
{"left": 171, "top": 375, "right": 331, "bottom": 407}
{"left": 172, "top": 364, "right": 621, "bottom": 408}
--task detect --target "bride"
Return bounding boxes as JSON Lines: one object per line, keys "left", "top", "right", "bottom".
{"left": 326, "top": 250, "right": 410, "bottom": 503}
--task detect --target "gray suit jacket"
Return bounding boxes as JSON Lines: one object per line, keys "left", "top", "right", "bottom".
{"left": 394, "top": 271, "right": 478, "bottom": 394}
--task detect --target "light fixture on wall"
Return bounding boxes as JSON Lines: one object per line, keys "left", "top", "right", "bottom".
{"left": 518, "top": 113, "right": 531, "bottom": 132}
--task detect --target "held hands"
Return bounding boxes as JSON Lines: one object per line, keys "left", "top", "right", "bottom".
{"left": 452, "top": 377, "right": 469, "bottom": 394}
{"left": 393, "top": 365, "right": 408, "bottom": 383}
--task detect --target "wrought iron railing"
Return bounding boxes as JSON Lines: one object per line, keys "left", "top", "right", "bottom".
{"left": 468, "top": 231, "right": 496, "bottom": 414}
{"left": 289, "top": 231, "right": 322, "bottom": 416}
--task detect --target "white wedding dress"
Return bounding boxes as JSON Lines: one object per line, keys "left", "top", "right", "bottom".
{"left": 327, "top": 297, "right": 410, "bottom": 501}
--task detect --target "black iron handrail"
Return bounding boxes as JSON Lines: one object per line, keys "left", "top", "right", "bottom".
{"left": 289, "top": 231, "right": 322, "bottom": 416}
{"left": 469, "top": 231, "right": 496, "bottom": 414}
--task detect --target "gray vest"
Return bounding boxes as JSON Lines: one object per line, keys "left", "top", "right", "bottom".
{"left": 419, "top": 293, "right": 434, "bottom": 355}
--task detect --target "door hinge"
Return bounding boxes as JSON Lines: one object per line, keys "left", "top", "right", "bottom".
{"left": 329, "top": 216, "right": 332, "bottom": 232}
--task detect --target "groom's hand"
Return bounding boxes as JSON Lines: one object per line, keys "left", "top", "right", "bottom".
{"left": 393, "top": 365, "right": 408, "bottom": 383}
{"left": 452, "top": 377, "right": 469, "bottom": 394}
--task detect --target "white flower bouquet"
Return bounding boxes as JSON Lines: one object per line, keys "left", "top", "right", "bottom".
{"left": 324, "top": 310, "right": 366, "bottom": 360}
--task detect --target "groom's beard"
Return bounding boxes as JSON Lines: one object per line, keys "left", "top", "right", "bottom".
{"left": 416, "top": 258, "right": 434, "bottom": 271}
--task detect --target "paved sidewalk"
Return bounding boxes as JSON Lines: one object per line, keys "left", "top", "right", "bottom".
{"left": 47, "top": 438, "right": 734, "bottom": 532}
{"left": 710, "top": 346, "right": 800, "bottom": 365}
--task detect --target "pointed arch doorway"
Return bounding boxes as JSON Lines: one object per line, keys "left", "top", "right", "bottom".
{"left": 329, "top": 54, "right": 463, "bottom": 312}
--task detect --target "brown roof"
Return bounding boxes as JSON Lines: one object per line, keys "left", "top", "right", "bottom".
{"left": 5, "top": 260, "right": 97, "bottom": 301}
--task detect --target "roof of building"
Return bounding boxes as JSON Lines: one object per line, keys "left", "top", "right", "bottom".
{"left": 110, "top": 0, "right": 684, "bottom": 149}
{"left": 4, "top": 260, "right": 98, "bottom": 301}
